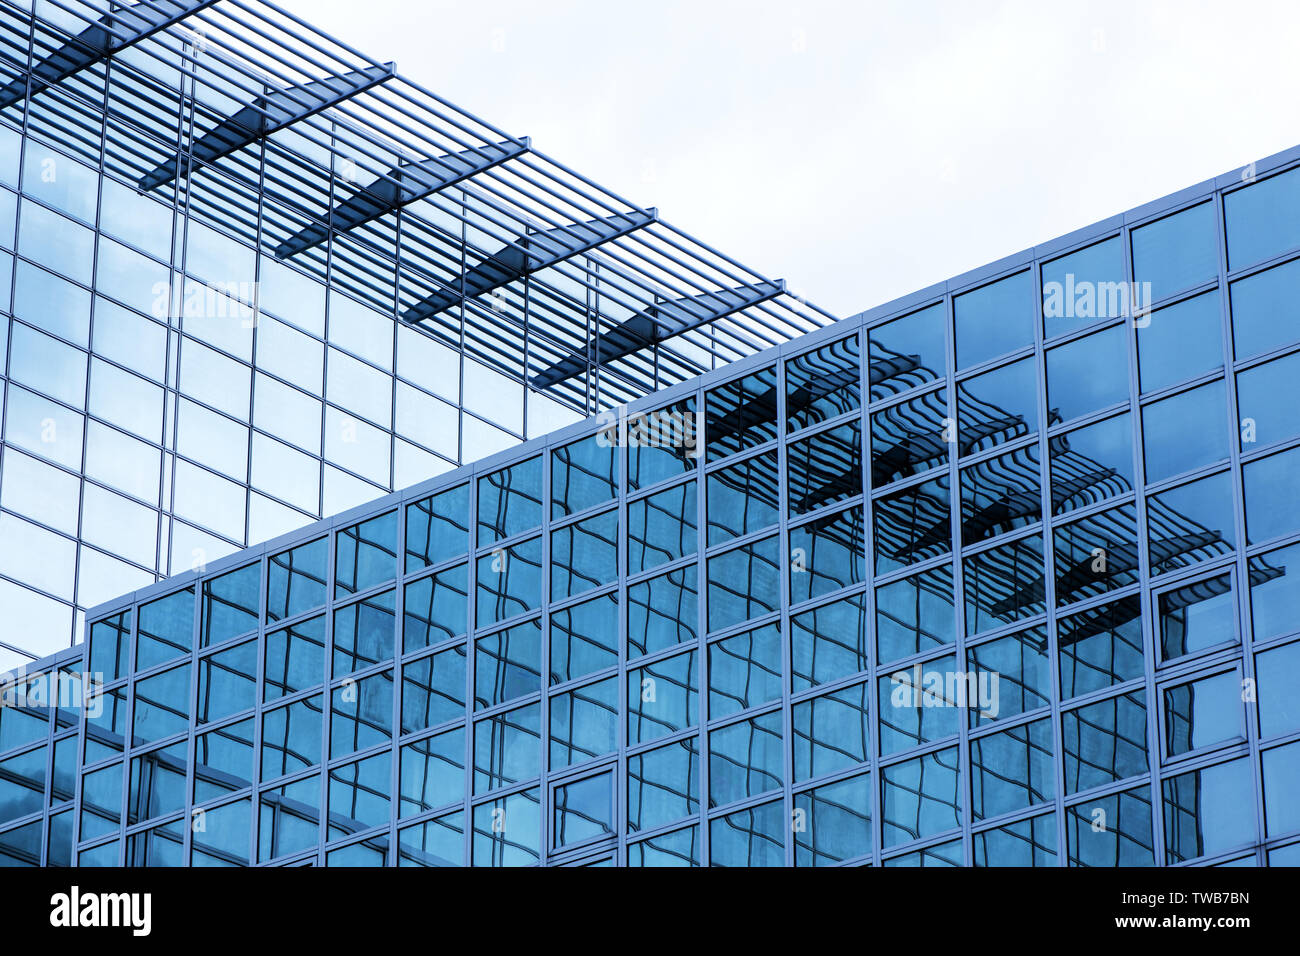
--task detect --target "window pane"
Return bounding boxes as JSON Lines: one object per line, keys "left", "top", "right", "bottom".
{"left": 1131, "top": 202, "right": 1218, "bottom": 302}
{"left": 1137, "top": 291, "right": 1223, "bottom": 394}
{"left": 1141, "top": 380, "right": 1228, "bottom": 483}
{"left": 705, "top": 366, "right": 777, "bottom": 461}
{"left": 1046, "top": 324, "right": 1129, "bottom": 423}
{"left": 954, "top": 271, "right": 1033, "bottom": 370}
{"left": 869, "top": 303, "right": 946, "bottom": 400}
{"left": 786, "top": 335, "right": 860, "bottom": 431}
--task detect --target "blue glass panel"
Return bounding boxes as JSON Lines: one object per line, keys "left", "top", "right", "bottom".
{"left": 793, "top": 772, "right": 872, "bottom": 866}
{"left": 1229, "top": 258, "right": 1300, "bottom": 360}
{"left": 881, "top": 746, "right": 961, "bottom": 847}
{"left": 1142, "top": 379, "right": 1228, "bottom": 483}
{"left": 1131, "top": 202, "right": 1218, "bottom": 302}
{"left": 954, "top": 271, "right": 1033, "bottom": 371}
{"left": 1225, "top": 166, "right": 1300, "bottom": 269}
{"left": 400, "top": 644, "right": 466, "bottom": 734}
{"left": 1244, "top": 445, "right": 1300, "bottom": 545}
{"left": 1163, "top": 758, "right": 1256, "bottom": 864}
{"left": 1045, "top": 324, "right": 1129, "bottom": 423}
{"left": 1137, "top": 291, "right": 1223, "bottom": 394}
{"left": 1041, "top": 236, "right": 1126, "bottom": 336}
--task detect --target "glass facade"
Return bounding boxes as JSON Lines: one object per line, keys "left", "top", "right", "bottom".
{"left": 2, "top": 2, "right": 1300, "bottom": 869}
{"left": 0, "top": 0, "right": 826, "bottom": 666}
{"left": 4, "top": 137, "right": 1300, "bottom": 867}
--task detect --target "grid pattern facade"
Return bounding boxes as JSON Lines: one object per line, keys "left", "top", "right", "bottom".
{"left": 4, "top": 108, "right": 1300, "bottom": 874}
{"left": 0, "top": 0, "right": 828, "bottom": 667}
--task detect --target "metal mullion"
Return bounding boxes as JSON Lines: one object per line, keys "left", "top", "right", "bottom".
{"left": 1210, "top": 187, "right": 1270, "bottom": 865}
{"left": 934, "top": 286, "right": 975, "bottom": 865}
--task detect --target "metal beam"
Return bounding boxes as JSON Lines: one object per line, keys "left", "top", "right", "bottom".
{"left": 402, "top": 208, "right": 657, "bottom": 324}
{"left": 274, "top": 137, "right": 530, "bottom": 259}
{"left": 531, "top": 280, "right": 783, "bottom": 389}
{"left": 138, "top": 61, "right": 395, "bottom": 191}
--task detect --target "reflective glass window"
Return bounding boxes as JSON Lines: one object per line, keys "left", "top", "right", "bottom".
{"left": 791, "top": 591, "right": 869, "bottom": 691}
{"left": 788, "top": 421, "right": 862, "bottom": 517}
{"left": 400, "top": 644, "right": 466, "bottom": 734}
{"left": 1159, "top": 573, "right": 1235, "bottom": 662}
{"left": 1058, "top": 597, "right": 1144, "bottom": 699}
{"left": 1224, "top": 165, "right": 1300, "bottom": 269}
{"left": 627, "top": 649, "right": 698, "bottom": 746}
{"left": 405, "top": 484, "right": 469, "bottom": 572}
{"left": 475, "top": 536, "right": 542, "bottom": 627}
{"left": 335, "top": 511, "right": 397, "bottom": 598}
{"left": 549, "top": 591, "right": 618, "bottom": 685}
{"left": 1244, "top": 445, "right": 1300, "bottom": 545}
{"left": 710, "top": 710, "right": 784, "bottom": 806}
{"left": 875, "top": 563, "right": 954, "bottom": 665}
{"left": 330, "top": 670, "right": 393, "bottom": 759}
{"left": 1062, "top": 692, "right": 1148, "bottom": 794}
{"left": 1250, "top": 542, "right": 1300, "bottom": 644}
{"left": 1050, "top": 412, "right": 1134, "bottom": 514}
{"left": 1041, "top": 236, "right": 1126, "bottom": 336}
{"left": 955, "top": 271, "right": 1033, "bottom": 370}
{"left": 1142, "top": 379, "right": 1228, "bottom": 483}
{"left": 708, "top": 622, "right": 782, "bottom": 719}
{"left": 957, "top": 358, "right": 1038, "bottom": 456}
{"left": 792, "top": 681, "right": 870, "bottom": 782}
{"left": 474, "top": 620, "right": 541, "bottom": 710}
{"left": 1131, "top": 202, "right": 1218, "bottom": 302}
{"left": 707, "top": 535, "right": 779, "bottom": 633}
{"left": 793, "top": 772, "right": 873, "bottom": 866}
{"left": 959, "top": 445, "right": 1041, "bottom": 546}
{"left": 551, "top": 510, "right": 618, "bottom": 601}
{"left": 627, "top": 566, "right": 697, "bottom": 659}
{"left": 628, "top": 480, "right": 696, "bottom": 574}
{"left": 970, "top": 718, "right": 1055, "bottom": 820}
{"left": 871, "top": 387, "right": 948, "bottom": 486}
{"left": 786, "top": 335, "right": 861, "bottom": 432}
{"left": 1163, "top": 670, "right": 1244, "bottom": 757}
{"left": 552, "top": 431, "right": 617, "bottom": 518}
{"left": 963, "top": 534, "right": 1046, "bottom": 636}
{"left": 473, "top": 703, "right": 540, "bottom": 794}
{"left": 553, "top": 771, "right": 614, "bottom": 849}
{"left": 1137, "top": 291, "right": 1223, "bottom": 394}
{"left": 1053, "top": 502, "right": 1139, "bottom": 607}
{"left": 267, "top": 538, "right": 328, "bottom": 624}
{"left": 477, "top": 456, "right": 542, "bottom": 545}
{"left": 789, "top": 506, "right": 866, "bottom": 604}
{"left": 550, "top": 677, "right": 618, "bottom": 769}
{"left": 261, "top": 695, "right": 323, "bottom": 781}
{"left": 881, "top": 746, "right": 961, "bottom": 848}
{"left": 627, "top": 737, "right": 699, "bottom": 832}
{"left": 1065, "top": 785, "right": 1154, "bottom": 866}
{"left": 706, "top": 451, "right": 778, "bottom": 545}
{"left": 403, "top": 564, "right": 468, "bottom": 652}
{"left": 1229, "top": 257, "right": 1300, "bottom": 360}
{"left": 264, "top": 616, "right": 325, "bottom": 702}
{"left": 705, "top": 366, "right": 777, "bottom": 461}
{"left": 873, "top": 474, "right": 950, "bottom": 574}
{"left": 1145, "top": 471, "right": 1235, "bottom": 576}
{"left": 1163, "top": 758, "right": 1256, "bottom": 864}
{"left": 1045, "top": 324, "right": 1129, "bottom": 423}
{"left": 869, "top": 303, "right": 946, "bottom": 400}
{"left": 332, "top": 589, "right": 395, "bottom": 676}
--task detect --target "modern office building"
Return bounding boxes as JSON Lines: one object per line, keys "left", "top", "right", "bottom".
{"left": 0, "top": 0, "right": 829, "bottom": 668}
{"left": 3, "top": 2, "right": 1300, "bottom": 870}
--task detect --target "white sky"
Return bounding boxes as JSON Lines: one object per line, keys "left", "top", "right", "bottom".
{"left": 291, "top": 0, "right": 1300, "bottom": 319}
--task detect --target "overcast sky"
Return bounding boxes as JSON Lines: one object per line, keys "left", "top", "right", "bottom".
{"left": 292, "top": 0, "right": 1300, "bottom": 319}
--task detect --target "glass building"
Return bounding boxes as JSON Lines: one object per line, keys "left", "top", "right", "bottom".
{"left": 3, "top": 4, "right": 1300, "bottom": 871}
{"left": 0, "top": 0, "right": 828, "bottom": 667}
